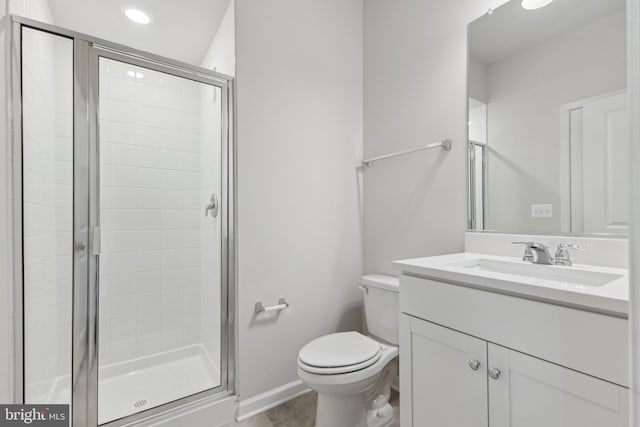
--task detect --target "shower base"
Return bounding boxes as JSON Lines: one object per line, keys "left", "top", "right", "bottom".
{"left": 44, "top": 344, "right": 220, "bottom": 424}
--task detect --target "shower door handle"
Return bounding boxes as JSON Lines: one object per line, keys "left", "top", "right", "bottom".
{"left": 205, "top": 193, "right": 219, "bottom": 218}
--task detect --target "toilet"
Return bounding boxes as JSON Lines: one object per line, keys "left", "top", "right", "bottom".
{"left": 297, "top": 274, "right": 400, "bottom": 427}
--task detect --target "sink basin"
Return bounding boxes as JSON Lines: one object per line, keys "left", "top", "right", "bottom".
{"left": 448, "top": 258, "right": 623, "bottom": 287}
{"left": 392, "top": 252, "right": 629, "bottom": 316}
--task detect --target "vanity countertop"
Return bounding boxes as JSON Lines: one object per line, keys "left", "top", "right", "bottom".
{"left": 393, "top": 252, "right": 628, "bottom": 317}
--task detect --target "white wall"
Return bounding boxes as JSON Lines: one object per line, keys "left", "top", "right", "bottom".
{"left": 484, "top": 11, "right": 626, "bottom": 234}
{"left": 235, "top": 0, "right": 363, "bottom": 399}
{"left": 9, "top": 0, "right": 51, "bottom": 21}
{"left": 201, "top": 0, "right": 235, "bottom": 77}
{"left": 469, "top": 56, "right": 488, "bottom": 103}
{"left": 469, "top": 103, "right": 487, "bottom": 144}
{"left": 363, "top": 0, "right": 507, "bottom": 275}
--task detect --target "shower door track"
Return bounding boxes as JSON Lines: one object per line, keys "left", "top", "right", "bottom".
{"left": 10, "top": 15, "right": 237, "bottom": 427}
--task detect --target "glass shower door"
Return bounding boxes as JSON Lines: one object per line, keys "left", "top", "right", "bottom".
{"left": 96, "top": 56, "right": 226, "bottom": 424}
{"left": 21, "top": 26, "right": 74, "bottom": 412}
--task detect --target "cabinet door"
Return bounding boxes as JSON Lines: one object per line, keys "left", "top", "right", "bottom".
{"left": 488, "top": 344, "right": 628, "bottom": 427}
{"left": 400, "top": 315, "right": 488, "bottom": 427}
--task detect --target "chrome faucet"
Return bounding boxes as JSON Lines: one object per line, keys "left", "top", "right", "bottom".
{"left": 554, "top": 243, "right": 585, "bottom": 266}
{"left": 514, "top": 241, "right": 586, "bottom": 266}
{"left": 513, "top": 242, "right": 554, "bottom": 265}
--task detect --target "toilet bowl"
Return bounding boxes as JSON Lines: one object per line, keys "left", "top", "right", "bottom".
{"left": 297, "top": 275, "right": 399, "bottom": 427}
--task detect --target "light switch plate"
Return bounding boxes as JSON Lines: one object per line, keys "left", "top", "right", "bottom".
{"left": 531, "top": 204, "right": 553, "bottom": 218}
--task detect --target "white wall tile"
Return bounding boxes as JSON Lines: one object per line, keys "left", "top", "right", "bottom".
{"left": 107, "top": 78, "right": 136, "bottom": 103}
{"left": 136, "top": 271, "right": 162, "bottom": 295}
{"left": 97, "top": 55, "right": 221, "bottom": 368}
{"left": 20, "top": 25, "right": 74, "bottom": 402}
{"left": 109, "top": 143, "right": 138, "bottom": 167}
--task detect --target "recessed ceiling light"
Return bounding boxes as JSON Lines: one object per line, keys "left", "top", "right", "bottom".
{"left": 126, "top": 70, "right": 144, "bottom": 79}
{"left": 122, "top": 6, "right": 151, "bottom": 24}
{"left": 521, "top": 0, "right": 554, "bottom": 10}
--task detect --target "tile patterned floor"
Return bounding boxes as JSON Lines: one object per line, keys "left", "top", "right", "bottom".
{"left": 220, "top": 390, "right": 400, "bottom": 427}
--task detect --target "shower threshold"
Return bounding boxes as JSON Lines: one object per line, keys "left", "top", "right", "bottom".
{"left": 44, "top": 344, "right": 220, "bottom": 424}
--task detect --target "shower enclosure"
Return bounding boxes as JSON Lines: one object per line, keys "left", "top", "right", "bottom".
{"left": 12, "top": 17, "right": 235, "bottom": 426}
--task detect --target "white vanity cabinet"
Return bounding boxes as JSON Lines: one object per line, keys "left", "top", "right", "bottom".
{"left": 399, "top": 274, "right": 629, "bottom": 427}
{"left": 488, "top": 343, "right": 628, "bottom": 427}
{"left": 400, "top": 316, "right": 488, "bottom": 426}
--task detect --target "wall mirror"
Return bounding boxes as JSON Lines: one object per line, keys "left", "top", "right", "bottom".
{"left": 467, "top": 0, "right": 628, "bottom": 236}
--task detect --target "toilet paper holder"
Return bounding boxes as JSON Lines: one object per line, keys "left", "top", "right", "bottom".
{"left": 255, "top": 298, "right": 289, "bottom": 314}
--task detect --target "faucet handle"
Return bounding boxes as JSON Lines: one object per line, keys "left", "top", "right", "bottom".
{"left": 554, "top": 243, "right": 585, "bottom": 266}
{"left": 557, "top": 243, "right": 585, "bottom": 251}
{"left": 512, "top": 241, "right": 534, "bottom": 263}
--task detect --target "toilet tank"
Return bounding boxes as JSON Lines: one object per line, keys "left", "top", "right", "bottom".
{"left": 360, "top": 274, "right": 400, "bottom": 345}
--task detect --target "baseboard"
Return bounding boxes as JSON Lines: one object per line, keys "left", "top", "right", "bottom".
{"left": 236, "top": 380, "right": 311, "bottom": 421}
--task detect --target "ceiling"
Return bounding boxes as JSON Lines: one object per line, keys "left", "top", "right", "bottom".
{"left": 49, "top": 0, "right": 231, "bottom": 66}
{"left": 469, "top": 0, "right": 625, "bottom": 65}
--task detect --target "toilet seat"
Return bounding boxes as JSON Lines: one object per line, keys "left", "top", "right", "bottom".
{"left": 298, "top": 332, "right": 382, "bottom": 375}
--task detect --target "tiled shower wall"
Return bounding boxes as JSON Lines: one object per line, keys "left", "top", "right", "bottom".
{"left": 98, "top": 59, "right": 221, "bottom": 368}
{"left": 198, "top": 83, "right": 222, "bottom": 370}
{"left": 22, "top": 29, "right": 73, "bottom": 401}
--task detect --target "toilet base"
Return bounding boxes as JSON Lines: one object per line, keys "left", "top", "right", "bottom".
{"left": 312, "top": 359, "right": 397, "bottom": 427}
{"left": 366, "top": 401, "right": 394, "bottom": 427}
{"left": 314, "top": 392, "right": 393, "bottom": 427}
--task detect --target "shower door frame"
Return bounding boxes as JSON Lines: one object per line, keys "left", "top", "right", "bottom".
{"left": 11, "top": 16, "right": 237, "bottom": 427}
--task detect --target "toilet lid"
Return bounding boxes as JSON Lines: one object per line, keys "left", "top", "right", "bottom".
{"left": 298, "top": 332, "right": 382, "bottom": 370}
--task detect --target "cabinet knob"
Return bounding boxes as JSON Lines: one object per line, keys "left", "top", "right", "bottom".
{"left": 468, "top": 359, "right": 481, "bottom": 371}
{"left": 488, "top": 367, "right": 501, "bottom": 380}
